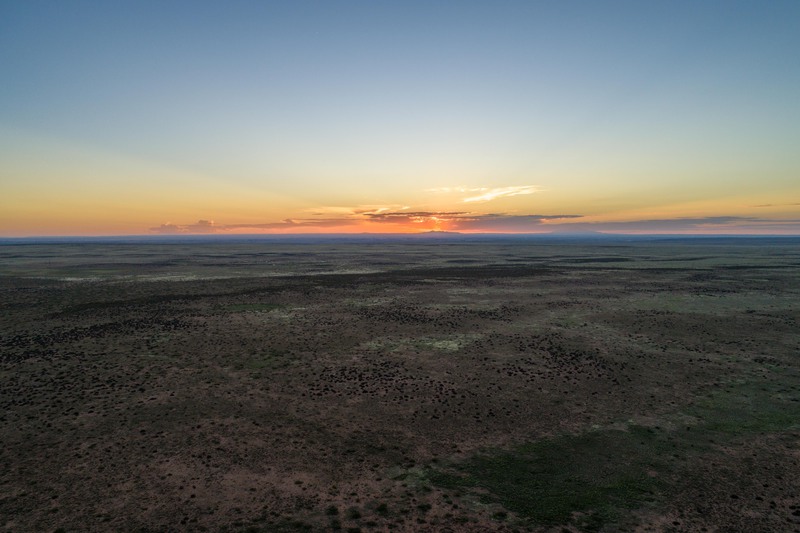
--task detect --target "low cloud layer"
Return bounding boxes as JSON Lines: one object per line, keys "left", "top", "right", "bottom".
{"left": 151, "top": 213, "right": 800, "bottom": 235}
{"left": 150, "top": 211, "right": 583, "bottom": 234}
{"left": 752, "top": 202, "right": 800, "bottom": 208}
{"left": 543, "top": 216, "right": 800, "bottom": 234}
{"left": 151, "top": 218, "right": 361, "bottom": 234}
{"left": 363, "top": 211, "right": 582, "bottom": 231}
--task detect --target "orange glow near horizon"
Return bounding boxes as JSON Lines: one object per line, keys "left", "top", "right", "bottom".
{"left": 3, "top": 132, "right": 799, "bottom": 237}
{"left": 5, "top": 206, "right": 800, "bottom": 237}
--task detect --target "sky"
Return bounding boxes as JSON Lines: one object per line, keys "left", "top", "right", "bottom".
{"left": 1, "top": 1, "right": 799, "bottom": 236}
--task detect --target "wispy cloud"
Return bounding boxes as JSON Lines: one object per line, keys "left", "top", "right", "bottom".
{"left": 462, "top": 185, "right": 539, "bottom": 203}
{"left": 305, "top": 205, "right": 410, "bottom": 216}
{"left": 425, "top": 185, "right": 540, "bottom": 203}
{"left": 752, "top": 202, "right": 800, "bottom": 208}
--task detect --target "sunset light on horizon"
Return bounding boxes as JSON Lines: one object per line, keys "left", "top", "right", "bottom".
{"left": 2, "top": 1, "right": 799, "bottom": 236}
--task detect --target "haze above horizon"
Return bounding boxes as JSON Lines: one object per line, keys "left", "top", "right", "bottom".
{"left": 2, "top": 1, "right": 799, "bottom": 236}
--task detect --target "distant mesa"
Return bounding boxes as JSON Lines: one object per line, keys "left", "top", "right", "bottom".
{"left": 547, "top": 229, "right": 605, "bottom": 236}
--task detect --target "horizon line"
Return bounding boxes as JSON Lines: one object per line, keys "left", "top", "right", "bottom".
{"left": 3, "top": 232, "right": 800, "bottom": 241}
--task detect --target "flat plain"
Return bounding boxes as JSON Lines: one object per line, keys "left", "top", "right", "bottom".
{"left": 1, "top": 237, "right": 799, "bottom": 532}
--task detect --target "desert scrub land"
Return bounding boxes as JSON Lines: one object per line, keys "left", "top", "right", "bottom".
{"left": 1, "top": 237, "right": 799, "bottom": 532}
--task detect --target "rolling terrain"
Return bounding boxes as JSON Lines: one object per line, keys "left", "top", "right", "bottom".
{"left": 1, "top": 237, "right": 799, "bottom": 532}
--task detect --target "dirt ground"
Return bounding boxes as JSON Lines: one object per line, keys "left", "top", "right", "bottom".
{"left": 1, "top": 238, "right": 799, "bottom": 532}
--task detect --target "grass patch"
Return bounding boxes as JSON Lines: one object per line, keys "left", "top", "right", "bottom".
{"left": 363, "top": 334, "right": 479, "bottom": 353}
{"left": 243, "top": 349, "right": 294, "bottom": 371}
{"left": 224, "top": 303, "right": 283, "bottom": 313}
{"left": 428, "top": 375, "right": 800, "bottom": 530}
{"left": 428, "top": 426, "right": 668, "bottom": 530}
{"left": 689, "top": 379, "right": 800, "bottom": 434}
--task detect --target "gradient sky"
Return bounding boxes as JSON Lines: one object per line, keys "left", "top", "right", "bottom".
{"left": 1, "top": 1, "right": 799, "bottom": 235}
